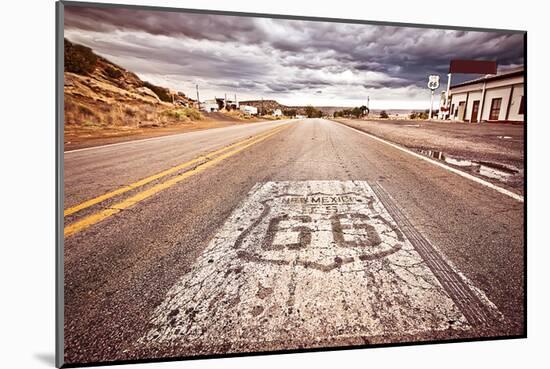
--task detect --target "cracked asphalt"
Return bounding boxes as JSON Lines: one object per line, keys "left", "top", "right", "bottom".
{"left": 63, "top": 118, "right": 524, "bottom": 365}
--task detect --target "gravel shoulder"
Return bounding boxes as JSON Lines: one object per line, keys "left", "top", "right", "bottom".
{"left": 333, "top": 118, "right": 525, "bottom": 194}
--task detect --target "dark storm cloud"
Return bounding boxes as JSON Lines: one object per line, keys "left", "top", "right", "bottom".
{"left": 64, "top": 6, "right": 266, "bottom": 42}
{"left": 64, "top": 5, "right": 524, "bottom": 106}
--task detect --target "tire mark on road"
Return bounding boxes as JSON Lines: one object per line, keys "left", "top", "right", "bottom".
{"left": 370, "top": 182, "right": 504, "bottom": 328}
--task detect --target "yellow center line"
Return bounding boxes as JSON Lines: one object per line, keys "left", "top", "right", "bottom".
{"left": 64, "top": 125, "right": 286, "bottom": 217}
{"left": 64, "top": 124, "right": 289, "bottom": 238}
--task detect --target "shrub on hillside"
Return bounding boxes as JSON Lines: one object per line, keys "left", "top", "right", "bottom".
{"left": 143, "top": 81, "right": 172, "bottom": 103}
{"left": 124, "top": 106, "right": 137, "bottom": 117}
{"left": 105, "top": 65, "right": 123, "bottom": 79}
{"left": 64, "top": 39, "right": 97, "bottom": 75}
{"left": 379, "top": 110, "right": 389, "bottom": 119}
{"left": 183, "top": 108, "right": 202, "bottom": 120}
{"left": 77, "top": 104, "right": 95, "bottom": 117}
{"left": 163, "top": 108, "right": 202, "bottom": 121}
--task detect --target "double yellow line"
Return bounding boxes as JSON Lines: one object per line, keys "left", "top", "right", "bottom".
{"left": 64, "top": 124, "right": 288, "bottom": 237}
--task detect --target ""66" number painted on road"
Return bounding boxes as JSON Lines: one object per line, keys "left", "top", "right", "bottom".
{"left": 262, "top": 213, "right": 382, "bottom": 251}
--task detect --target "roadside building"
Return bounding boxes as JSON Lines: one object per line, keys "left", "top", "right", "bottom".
{"left": 215, "top": 97, "right": 239, "bottom": 110}
{"left": 239, "top": 105, "right": 258, "bottom": 115}
{"left": 187, "top": 98, "right": 199, "bottom": 109}
{"left": 200, "top": 99, "right": 219, "bottom": 112}
{"left": 272, "top": 109, "right": 283, "bottom": 117}
{"left": 443, "top": 67, "right": 524, "bottom": 123}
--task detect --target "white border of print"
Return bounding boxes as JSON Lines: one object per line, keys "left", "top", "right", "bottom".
{"left": 1, "top": 0, "right": 548, "bottom": 369}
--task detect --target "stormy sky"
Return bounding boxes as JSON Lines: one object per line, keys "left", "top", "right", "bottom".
{"left": 64, "top": 5, "right": 524, "bottom": 109}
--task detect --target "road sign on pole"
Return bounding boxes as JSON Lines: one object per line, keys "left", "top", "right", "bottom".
{"left": 428, "top": 75, "right": 440, "bottom": 90}
{"left": 428, "top": 75, "right": 440, "bottom": 120}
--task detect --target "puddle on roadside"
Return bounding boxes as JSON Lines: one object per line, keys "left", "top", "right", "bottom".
{"left": 416, "top": 149, "right": 520, "bottom": 183}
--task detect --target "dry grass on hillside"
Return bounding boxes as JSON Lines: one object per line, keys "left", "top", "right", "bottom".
{"left": 63, "top": 39, "right": 265, "bottom": 149}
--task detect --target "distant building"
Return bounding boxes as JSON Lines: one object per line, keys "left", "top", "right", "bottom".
{"left": 215, "top": 97, "right": 239, "bottom": 110}
{"left": 442, "top": 67, "right": 524, "bottom": 123}
{"left": 272, "top": 109, "right": 283, "bottom": 117}
{"left": 201, "top": 99, "right": 219, "bottom": 112}
{"left": 295, "top": 114, "right": 307, "bottom": 119}
{"left": 239, "top": 105, "right": 258, "bottom": 115}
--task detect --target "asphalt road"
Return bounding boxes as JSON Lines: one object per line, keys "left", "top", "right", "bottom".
{"left": 63, "top": 118, "right": 524, "bottom": 365}
{"left": 64, "top": 119, "right": 291, "bottom": 209}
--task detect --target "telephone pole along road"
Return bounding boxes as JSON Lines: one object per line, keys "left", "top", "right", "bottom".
{"left": 63, "top": 118, "right": 524, "bottom": 365}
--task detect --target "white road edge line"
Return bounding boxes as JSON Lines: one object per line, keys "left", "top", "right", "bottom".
{"left": 64, "top": 119, "right": 294, "bottom": 154}
{"left": 333, "top": 120, "right": 524, "bottom": 203}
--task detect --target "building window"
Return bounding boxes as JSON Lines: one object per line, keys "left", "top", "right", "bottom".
{"left": 518, "top": 95, "right": 525, "bottom": 115}
{"left": 489, "top": 98, "right": 502, "bottom": 120}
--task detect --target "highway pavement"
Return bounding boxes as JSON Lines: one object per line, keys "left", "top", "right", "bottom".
{"left": 62, "top": 118, "right": 524, "bottom": 365}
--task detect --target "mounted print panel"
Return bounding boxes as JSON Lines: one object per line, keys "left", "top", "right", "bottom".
{"left": 56, "top": 1, "right": 526, "bottom": 367}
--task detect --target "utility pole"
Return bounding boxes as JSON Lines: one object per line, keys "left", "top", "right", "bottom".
{"left": 196, "top": 84, "right": 200, "bottom": 110}
{"left": 429, "top": 90, "right": 435, "bottom": 120}
{"left": 224, "top": 93, "right": 227, "bottom": 110}
{"left": 261, "top": 98, "right": 264, "bottom": 116}
{"left": 445, "top": 73, "right": 452, "bottom": 120}
{"left": 427, "top": 75, "right": 440, "bottom": 121}
{"left": 366, "top": 96, "right": 370, "bottom": 116}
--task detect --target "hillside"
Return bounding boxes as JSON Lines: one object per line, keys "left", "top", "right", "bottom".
{"left": 64, "top": 39, "right": 253, "bottom": 149}
{"left": 64, "top": 38, "right": 202, "bottom": 128}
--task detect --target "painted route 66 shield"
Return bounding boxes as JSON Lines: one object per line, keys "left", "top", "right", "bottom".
{"left": 141, "top": 180, "right": 501, "bottom": 349}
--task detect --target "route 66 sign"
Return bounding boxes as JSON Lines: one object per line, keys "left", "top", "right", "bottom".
{"left": 428, "top": 74, "right": 440, "bottom": 90}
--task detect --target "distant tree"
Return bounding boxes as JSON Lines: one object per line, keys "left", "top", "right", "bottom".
{"left": 305, "top": 105, "right": 322, "bottom": 118}
{"left": 351, "top": 107, "right": 362, "bottom": 118}
{"left": 360, "top": 105, "right": 369, "bottom": 116}
{"left": 283, "top": 109, "right": 297, "bottom": 117}
{"left": 380, "top": 110, "right": 389, "bottom": 119}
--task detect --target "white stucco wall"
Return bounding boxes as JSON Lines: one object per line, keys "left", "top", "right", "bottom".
{"left": 465, "top": 91, "right": 482, "bottom": 122}
{"left": 482, "top": 87, "right": 512, "bottom": 121}
{"left": 449, "top": 93, "right": 467, "bottom": 121}
{"left": 508, "top": 84, "right": 525, "bottom": 121}
{"left": 448, "top": 73, "right": 524, "bottom": 122}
